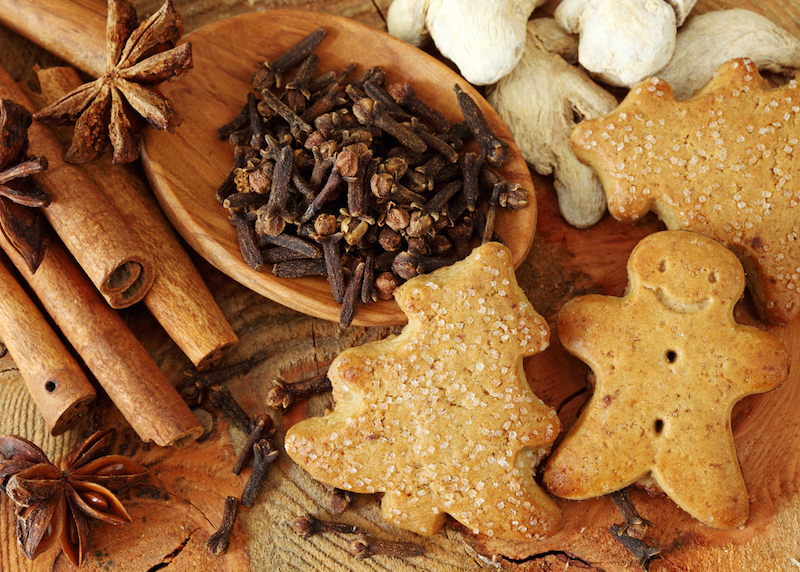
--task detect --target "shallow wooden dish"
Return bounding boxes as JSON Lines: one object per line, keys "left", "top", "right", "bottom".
{"left": 142, "top": 9, "right": 537, "bottom": 327}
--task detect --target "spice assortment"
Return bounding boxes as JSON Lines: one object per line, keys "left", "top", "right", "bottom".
{"left": 1, "top": 0, "right": 799, "bottom": 569}
{"left": 215, "top": 27, "right": 529, "bottom": 327}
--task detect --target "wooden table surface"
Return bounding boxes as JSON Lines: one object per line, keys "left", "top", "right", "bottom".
{"left": 2, "top": 1, "right": 800, "bottom": 571}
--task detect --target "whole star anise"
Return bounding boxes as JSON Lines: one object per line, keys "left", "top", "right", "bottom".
{"left": 0, "top": 429, "right": 148, "bottom": 566}
{"left": 33, "top": 0, "right": 193, "bottom": 164}
{"left": 0, "top": 99, "right": 50, "bottom": 272}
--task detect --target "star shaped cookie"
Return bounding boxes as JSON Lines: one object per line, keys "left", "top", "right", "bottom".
{"left": 285, "top": 242, "right": 561, "bottom": 540}
{"left": 571, "top": 58, "right": 800, "bottom": 324}
{"left": 543, "top": 231, "right": 789, "bottom": 529}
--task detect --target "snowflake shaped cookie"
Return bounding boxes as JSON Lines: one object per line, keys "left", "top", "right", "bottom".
{"left": 285, "top": 242, "right": 561, "bottom": 540}
{"left": 572, "top": 58, "right": 800, "bottom": 323}
{"left": 544, "top": 231, "right": 789, "bottom": 529}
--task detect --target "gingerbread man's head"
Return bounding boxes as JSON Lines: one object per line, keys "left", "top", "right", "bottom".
{"left": 629, "top": 231, "right": 745, "bottom": 312}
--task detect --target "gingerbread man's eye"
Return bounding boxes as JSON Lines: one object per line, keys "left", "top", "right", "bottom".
{"left": 665, "top": 350, "right": 677, "bottom": 363}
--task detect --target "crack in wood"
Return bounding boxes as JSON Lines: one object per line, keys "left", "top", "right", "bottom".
{"left": 504, "top": 550, "right": 602, "bottom": 570}
{"left": 144, "top": 528, "right": 200, "bottom": 571}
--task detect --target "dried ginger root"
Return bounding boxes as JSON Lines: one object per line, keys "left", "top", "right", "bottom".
{"left": 656, "top": 9, "right": 800, "bottom": 100}
{"left": 488, "top": 19, "right": 618, "bottom": 228}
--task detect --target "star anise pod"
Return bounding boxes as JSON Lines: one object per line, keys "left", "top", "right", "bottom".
{"left": 33, "top": 0, "right": 193, "bottom": 164}
{"left": 0, "top": 429, "right": 148, "bottom": 566}
{"left": 0, "top": 99, "right": 50, "bottom": 272}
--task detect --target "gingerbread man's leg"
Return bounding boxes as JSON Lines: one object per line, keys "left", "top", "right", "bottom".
{"left": 652, "top": 423, "right": 749, "bottom": 528}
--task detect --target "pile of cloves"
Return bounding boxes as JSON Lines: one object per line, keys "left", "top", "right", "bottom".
{"left": 216, "top": 27, "right": 528, "bottom": 327}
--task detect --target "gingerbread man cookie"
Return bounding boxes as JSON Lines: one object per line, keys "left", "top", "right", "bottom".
{"left": 543, "top": 231, "right": 789, "bottom": 529}
{"left": 571, "top": 58, "right": 800, "bottom": 324}
{"left": 285, "top": 242, "right": 561, "bottom": 540}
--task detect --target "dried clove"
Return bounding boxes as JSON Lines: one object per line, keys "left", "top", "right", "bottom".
{"left": 454, "top": 84, "right": 508, "bottom": 167}
{"left": 352, "top": 98, "right": 427, "bottom": 154}
{"left": 610, "top": 524, "right": 660, "bottom": 570}
{"left": 460, "top": 151, "right": 484, "bottom": 211}
{"left": 257, "top": 145, "right": 294, "bottom": 236}
{"left": 207, "top": 496, "right": 240, "bottom": 556}
{"left": 231, "top": 211, "right": 264, "bottom": 271}
{"left": 347, "top": 535, "right": 424, "bottom": 560}
{"left": 611, "top": 489, "right": 652, "bottom": 540}
{"left": 388, "top": 82, "right": 451, "bottom": 133}
{"left": 290, "top": 512, "right": 359, "bottom": 538}
{"left": 233, "top": 414, "right": 274, "bottom": 475}
{"left": 261, "top": 88, "right": 313, "bottom": 141}
{"left": 375, "top": 271, "right": 401, "bottom": 300}
{"left": 241, "top": 439, "right": 279, "bottom": 507}
{"left": 423, "top": 180, "right": 462, "bottom": 220}
{"left": 272, "top": 258, "right": 327, "bottom": 278}
{"left": 252, "top": 27, "right": 327, "bottom": 89}
{"left": 176, "top": 349, "right": 272, "bottom": 404}
{"left": 316, "top": 232, "right": 345, "bottom": 303}
{"left": 482, "top": 183, "right": 503, "bottom": 244}
{"left": 339, "top": 260, "right": 365, "bottom": 327}
{"left": 207, "top": 384, "right": 253, "bottom": 434}
{"left": 285, "top": 53, "right": 320, "bottom": 110}
{"left": 266, "top": 372, "right": 332, "bottom": 410}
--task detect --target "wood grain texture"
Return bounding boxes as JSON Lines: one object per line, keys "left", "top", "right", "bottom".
{"left": 1, "top": 1, "right": 800, "bottom": 571}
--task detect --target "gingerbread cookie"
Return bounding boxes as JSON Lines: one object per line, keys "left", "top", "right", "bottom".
{"left": 285, "top": 242, "right": 561, "bottom": 540}
{"left": 571, "top": 58, "right": 800, "bottom": 324}
{"left": 543, "top": 230, "right": 789, "bottom": 529}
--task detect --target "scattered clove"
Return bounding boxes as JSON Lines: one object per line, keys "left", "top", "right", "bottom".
{"left": 207, "top": 384, "right": 253, "bottom": 434}
{"left": 266, "top": 372, "right": 332, "bottom": 410}
{"left": 241, "top": 439, "right": 279, "bottom": 507}
{"left": 232, "top": 414, "right": 274, "bottom": 475}
{"left": 290, "top": 512, "right": 359, "bottom": 538}
{"left": 347, "top": 535, "right": 424, "bottom": 560}
{"left": 177, "top": 349, "right": 272, "bottom": 404}
{"left": 206, "top": 496, "right": 240, "bottom": 556}
{"left": 611, "top": 488, "right": 652, "bottom": 540}
{"left": 610, "top": 524, "right": 661, "bottom": 570}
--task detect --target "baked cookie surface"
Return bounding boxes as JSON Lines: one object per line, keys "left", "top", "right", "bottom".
{"left": 571, "top": 58, "right": 800, "bottom": 323}
{"left": 285, "top": 242, "right": 561, "bottom": 540}
{"left": 543, "top": 230, "right": 789, "bottom": 529}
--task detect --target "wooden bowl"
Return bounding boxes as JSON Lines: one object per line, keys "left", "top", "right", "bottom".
{"left": 142, "top": 9, "right": 537, "bottom": 327}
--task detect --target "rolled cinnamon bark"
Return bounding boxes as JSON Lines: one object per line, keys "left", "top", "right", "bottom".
{"left": 0, "top": 0, "right": 106, "bottom": 78}
{"left": 0, "top": 63, "right": 155, "bottom": 308}
{"left": 31, "top": 67, "right": 239, "bottom": 369}
{"left": 0, "top": 252, "right": 95, "bottom": 435}
{"left": 0, "top": 229, "right": 202, "bottom": 448}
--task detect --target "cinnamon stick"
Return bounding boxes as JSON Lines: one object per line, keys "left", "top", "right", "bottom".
{"left": 0, "top": 63, "right": 155, "bottom": 309}
{"left": 0, "top": 0, "right": 106, "bottom": 78}
{"left": 0, "top": 252, "right": 95, "bottom": 435}
{"left": 0, "top": 228, "right": 202, "bottom": 447}
{"left": 30, "top": 67, "right": 239, "bottom": 369}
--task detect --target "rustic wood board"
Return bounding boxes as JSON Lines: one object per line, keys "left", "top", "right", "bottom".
{"left": 1, "top": 1, "right": 800, "bottom": 571}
